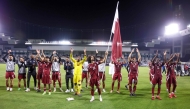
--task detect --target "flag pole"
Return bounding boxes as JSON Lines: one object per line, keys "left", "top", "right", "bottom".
{"left": 107, "top": 32, "right": 112, "bottom": 51}
{"left": 102, "top": 1, "right": 119, "bottom": 82}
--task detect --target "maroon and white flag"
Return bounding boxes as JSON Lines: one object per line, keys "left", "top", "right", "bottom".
{"left": 111, "top": 1, "right": 122, "bottom": 62}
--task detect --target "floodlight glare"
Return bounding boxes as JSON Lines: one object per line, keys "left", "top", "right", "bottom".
{"left": 59, "top": 40, "right": 71, "bottom": 44}
{"left": 89, "top": 41, "right": 112, "bottom": 45}
{"left": 164, "top": 23, "right": 179, "bottom": 36}
{"left": 187, "top": 24, "right": 190, "bottom": 28}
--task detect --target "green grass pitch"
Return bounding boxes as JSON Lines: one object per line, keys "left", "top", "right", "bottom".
{"left": 0, "top": 64, "right": 190, "bottom": 109}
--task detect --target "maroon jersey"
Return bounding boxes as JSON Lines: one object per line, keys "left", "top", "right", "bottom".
{"left": 37, "top": 60, "right": 44, "bottom": 73}
{"left": 149, "top": 63, "right": 154, "bottom": 74}
{"left": 153, "top": 62, "right": 164, "bottom": 76}
{"left": 43, "top": 62, "right": 52, "bottom": 75}
{"left": 88, "top": 62, "right": 100, "bottom": 79}
{"left": 166, "top": 63, "right": 176, "bottom": 76}
{"left": 129, "top": 61, "right": 139, "bottom": 75}
{"left": 113, "top": 62, "right": 123, "bottom": 73}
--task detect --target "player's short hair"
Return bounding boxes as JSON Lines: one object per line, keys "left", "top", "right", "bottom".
{"left": 131, "top": 56, "right": 136, "bottom": 59}
{"left": 9, "top": 54, "right": 13, "bottom": 57}
{"left": 20, "top": 56, "right": 24, "bottom": 59}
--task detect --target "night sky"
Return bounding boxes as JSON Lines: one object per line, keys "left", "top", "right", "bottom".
{"left": 0, "top": 0, "right": 190, "bottom": 42}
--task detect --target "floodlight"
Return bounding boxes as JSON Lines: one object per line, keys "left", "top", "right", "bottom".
{"left": 164, "top": 23, "right": 179, "bottom": 36}
{"left": 89, "top": 41, "right": 112, "bottom": 45}
{"left": 187, "top": 24, "right": 190, "bottom": 28}
{"left": 59, "top": 40, "right": 71, "bottom": 44}
{"left": 131, "top": 43, "right": 138, "bottom": 47}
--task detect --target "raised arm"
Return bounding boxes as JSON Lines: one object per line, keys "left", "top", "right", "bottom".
{"left": 80, "top": 48, "right": 87, "bottom": 64}
{"left": 12, "top": 54, "right": 16, "bottom": 62}
{"left": 128, "top": 48, "right": 134, "bottom": 62}
{"left": 122, "top": 55, "right": 127, "bottom": 64}
{"left": 70, "top": 48, "right": 76, "bottom": 63}
{"left": 54, "top": 51, "right": 62, "bottom": 63}
{"left": 17, "top": 60, "right": 22, "bottom": 68}
{"left": 41, "top": 49, "right": 46, "bottom": 57}
{"left": 64, "top": 61, "right": 68, "bottom": 70}
{"left": 167, "top": 53, "right": 175, "bottom": 64}
{"left": 50, "top": 51, "right": 54, "bottom": 61}
{"left": 3, "top": 50, "right": 12, "bottom": 62}
{"left": 151, "top": 50, "right": 158, "bottom": 62}
{"left": 24, "top": 60, "right": 27, "bottom": 68}
{"left": 95, "top": 49, "right": 98, "bottom": 61}
{"left": 51, "top": 55, "right": 54, "bottom": 62}
{"left": 58, "top": 55, "right": 61, "bottom": 63}
{"left": 136, "top": 48, "right": 141, "bottom": 62}
{"left": 100, "top": 51, "right": 108, "bottom": 63}
{"left": 36, "top": 49, "right": 42, "bottom": 60}
{"left": 176, "top": 53, "right": 180, "bottom": 63}
{"left": 50, "top": 51, "right": 57, "bottom": 62}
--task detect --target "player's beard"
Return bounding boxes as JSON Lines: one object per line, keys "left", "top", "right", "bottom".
{"left": 91, "top": 59, "right": 94, "bottom": 63}
{"left": 77, "top": 59, "right": 80, "bottom": 62}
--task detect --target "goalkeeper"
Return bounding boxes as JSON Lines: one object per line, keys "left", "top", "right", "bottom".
{"left": 70, "top": 48, "right": 87, "bottom": 96}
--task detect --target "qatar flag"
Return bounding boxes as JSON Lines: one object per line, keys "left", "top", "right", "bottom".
{"left": 111, "top": 1, "right": 122, "bottom": 62}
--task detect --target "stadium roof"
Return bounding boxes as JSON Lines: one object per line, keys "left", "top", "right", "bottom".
{"left": 0, "top": 33, "right": 19, "bottom": 44}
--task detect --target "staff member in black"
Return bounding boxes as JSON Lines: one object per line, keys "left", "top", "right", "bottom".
{"left": 64, "top": 57, "right": 74, "bottom": 93}
{"left": 25, "top": 54, "right": 37, "bottom": 92}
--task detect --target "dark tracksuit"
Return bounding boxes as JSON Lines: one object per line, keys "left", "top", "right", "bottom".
{"left": 126, "top": 64, "right": 129, "bottom": 73}
{"left": 64, "top": 61, "right": 74, "bottom": 89}
{"left": 26, "top": 58, "right": 37, "bottom": 88}
{"left": 176, "top": 63, "right": 182, "bottom": 75}
{"left": 162, "top": 65, "right": 166, "bottom": 74}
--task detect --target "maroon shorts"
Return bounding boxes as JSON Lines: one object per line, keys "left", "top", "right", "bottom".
{"left": 52, "top": 72, "right": 61, "bottom": 81}
{"left": 152, "top": 75, "right": 162, "bottom": 85}
{"left": 113, "top": 73, "right": 122, "bottom": 81}
{"left": 99, "top": 72, "right": 106, "bottom": 81}
{"left": 90, "top": 78, "right": 100, "bottom": 87}
{"left": 128, "top": 74, "right": 138, "bottom": 84}
{"left": 37, "top": 71, "right": 43, "bottom": 79}
{"left": 42, "top": 72, "right": 51, "bottom": 84}
{"left": 82, "top": 72, "right": 88, "bottom": 79}
{"left": 5, "top": 72, "right": 15, "bottom": 79}
{"left": 167, "top": 75, "right": 176, "bottom": 85}
{"left": 18, "top": 73, "right": 26, "bottom": 79}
